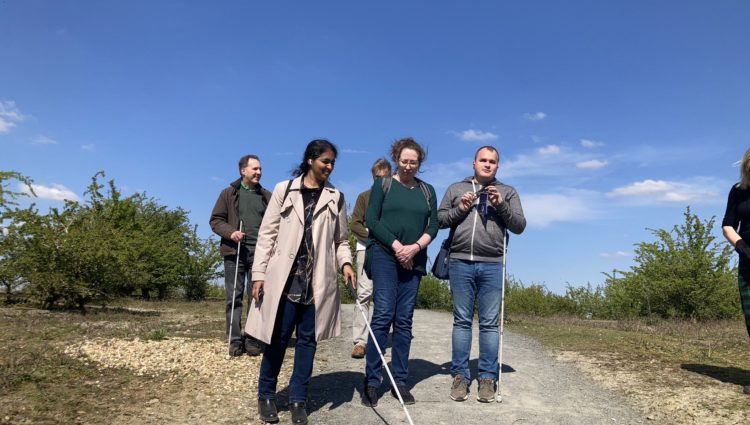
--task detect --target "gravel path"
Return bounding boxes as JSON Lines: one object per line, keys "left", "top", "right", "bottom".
{"left": 288, "top": 307, "right": 652, "bottom": 425}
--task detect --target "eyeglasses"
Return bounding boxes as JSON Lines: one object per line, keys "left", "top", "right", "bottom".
{"left": 398, "top": 159, "right": 419, "bottom": 167}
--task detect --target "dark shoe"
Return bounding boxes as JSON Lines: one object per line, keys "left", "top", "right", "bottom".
{"left": 244, "top": 336, "right": 263, "bottom": 356}
{"left": 351, "top": 344, "right": 366, "bottom": 359}
{"left": 744, "top": 385, "right": 750, "bottom": 395}
{"left": 450, "top": 375, "right": 469, "bottom": 401}
{"left": 361, "top": 384, "right": 379, "bottom": 407}
{"left": 476, "top": 378, "right": 496, "bottom": 403}
{"left": 228, "top": 342, "right": 244, "bottom": 357}
{"left": 257, "top": 399, "right": 279, "bottom": 423}
{"left": 391, "top": 385, "right": 415, "bottom": 405}
{"left": 290, "top": 402, "right": 308, "bottom": 425}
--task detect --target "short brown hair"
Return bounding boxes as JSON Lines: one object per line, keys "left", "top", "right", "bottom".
{"left": 371, "top": 158, "right": 392, "bottom": 178}
{"left": 474, "top": 145, "right": 499, "bottom": 161}
{"left": 390, "top": 137, "right": 427, "bottom": 165}
{"left": 238, "top": 155, "right": 260, "bottom": 174}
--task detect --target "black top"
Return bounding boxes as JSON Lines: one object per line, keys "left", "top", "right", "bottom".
{"left": 284, "top": 184, "right": 323, "bottom": 305}
{"left": 722, "top": 184, "right": 750, "bottom": 241}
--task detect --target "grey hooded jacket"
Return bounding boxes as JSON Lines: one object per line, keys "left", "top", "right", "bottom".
{"left": 437, "top": 177, "right": 526, "bottom": 262}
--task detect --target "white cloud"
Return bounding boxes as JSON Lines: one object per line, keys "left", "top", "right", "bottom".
{"left": 31, "top": 135, "right": 58, "bottom": 145}
{"left": 607, "top": 178, "right": 721, "bottom": 204}
{"left": 576, "top": 159, "right": 608, "bottom": 169}
{"left": 81, "top": 144, "right": 94, "bottom": 150}
{"left": 0, "top": 100, "right": 24, "bottom": 133}
{"left": 210, "top": 176, "right": 223, "bottom": 182}
{"left": 455, "top": 129, "right": 498, "bottom": 142}
{"left": 524, "top": 112, "right": 546, "bottom": 121}
{"left": 522, "top": 190, "right": 601, "bottom": 228}
{"left": 20, "top": 183, "right": 80, "bottom": 202}
{"left": 530, "top": 135, "right": 544, "bottom": 144}
{"left": 580, "top": 138, "right": 603, "bottom": 148}
{"left": 342, "top": 148, "right": 369, "bottom": 154}
{"left": 600, "top": 251, "right": 631, "bottom": 259}
{"left": 537, "top": 145, "right": 560, "bottom": 155}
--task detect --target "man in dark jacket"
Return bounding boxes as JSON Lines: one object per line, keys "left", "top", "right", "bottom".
{"left": 437, "top": 146, "right": 526, "bottom": 402}
{"left": 210, "top": 155, "right": 271, "bottom": 356}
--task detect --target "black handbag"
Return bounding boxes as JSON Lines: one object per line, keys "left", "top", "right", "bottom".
{"left": 431, "top": 227, "right": 455, "bottom": 280}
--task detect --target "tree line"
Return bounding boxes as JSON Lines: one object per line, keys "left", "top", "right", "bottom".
{"left": 2, "top": 170, "right": 740, "bottom": 320}
{"left": 1, "top": 171, "right": 221, "bottom": 309}
{"left": 503, "top": 208, "right": 740, "bottom": 321}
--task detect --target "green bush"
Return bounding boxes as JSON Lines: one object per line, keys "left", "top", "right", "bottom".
{"left": 416, "top": 274, "right": 452, "bottom": 311}
{"left": 604, "top": 207, "right": 739, "bottom": 320}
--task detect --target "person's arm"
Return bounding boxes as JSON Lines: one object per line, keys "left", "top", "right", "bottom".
{"left": 350, "top": 191, "right": 369, "bottom": 241}
{"left": 251, "top": 181, "right": 284, "bottom": 281}
{"left": 721, "top": 185, "right": 750, "bottom": 258}
{"left": 209, "top": 189, "right": 235, "bottom": 239}
{"left": 334, "top": 192, "right": 356, "bottom": 286}
{"left": 723, "top": 225, "right": 741, "bottom": 246}
{"left": 400, "top": 184, "right": 440, "bottom": 263}
{"left": 437, "top": 184, "right": 472, "bottom": 229}
{"left": 495, "top": 186, "right": 527, "bottom": 235}
{"left": 365, "top": 177, "right": 398, "bottom": 248}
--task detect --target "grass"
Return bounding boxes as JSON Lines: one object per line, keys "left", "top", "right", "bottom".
{"left": 507, "top": 314, "right": 750, "bottom": 367}
{"left": 0, "top": 300, "right": 225, "bottom": 424}
{"left": 507, "top": 314, "right": 750, "bottom": 423}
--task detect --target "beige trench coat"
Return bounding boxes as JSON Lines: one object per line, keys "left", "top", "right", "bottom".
{"left": 244, "top": 176, "right": 352, "bottom": 344}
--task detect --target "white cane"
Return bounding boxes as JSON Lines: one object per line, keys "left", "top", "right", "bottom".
{"left": 496, "top": 230, "right": 507, "bottom": 402}
{"left": 347, "top": 280, "right": 415, "bottom": 425}
{"left": 226, "top": 220, "right": 243, "bottom": 359}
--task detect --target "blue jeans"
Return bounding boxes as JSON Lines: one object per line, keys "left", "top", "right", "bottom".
{"left": 258, "top": 298, "right": 317, "bottom": 403}
{"left": 449, "top": 258, "right": 502, "bottom": 381}
{"left": 365, "top": 244, "right": 422, "bottom": 388}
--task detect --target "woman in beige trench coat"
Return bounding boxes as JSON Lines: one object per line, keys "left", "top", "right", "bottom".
{"left": 245, "top": 139, "right": 356, "bottom": 425}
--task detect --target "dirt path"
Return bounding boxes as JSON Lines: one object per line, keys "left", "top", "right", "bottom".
{"left": 59, "top": 306, "right": 652, "bottom": 424}
{"left": 297, "top": 308, "right": 651, "bottom": 425}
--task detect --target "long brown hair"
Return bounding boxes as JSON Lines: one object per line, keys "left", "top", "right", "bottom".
{"left": 740, "top": 148, "right": 750, "bottom": 189}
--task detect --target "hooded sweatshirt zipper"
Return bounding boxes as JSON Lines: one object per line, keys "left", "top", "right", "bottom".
{"left": 470, "top": 180, "right": 479, "bottom": 261}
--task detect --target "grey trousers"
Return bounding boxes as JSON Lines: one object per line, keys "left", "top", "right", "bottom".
{"left": 352, "top": 250, "right": 374, "bottom": 346}
{"left": 224, "top": 249, "right": 253, "bottom": 345}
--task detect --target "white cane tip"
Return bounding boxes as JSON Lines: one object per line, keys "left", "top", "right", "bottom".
{"left": 495, "top": 395, "right": 503, "bottom": 403}
{"left": 225, "top": 355, "right": 232, "bottom": 360}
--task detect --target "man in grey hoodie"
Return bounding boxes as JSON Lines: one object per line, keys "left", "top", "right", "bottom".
{"left": 437, "top": 145, "right": 526, "bottom": 403}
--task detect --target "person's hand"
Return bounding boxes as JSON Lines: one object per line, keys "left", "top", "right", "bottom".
{"left": 487, "top": 186, "right": 502, "bottom": 206}
{"left": 736, "top": 239, "right": 750, "bottom": 260}
{"left": 230, "top": 230, "right": 246, "bottom": 243}
{"left": 396, "top": 244, "right": 420, "bottom": 264}
{"left": 458, "top": 192, "right": 476, "bottom": 212}
{"left": 252, "top": 280, "right": 265, "bottom": 303}
{"left": 399, "top": 258, "right": 413, "bottom": 270}
{"left": 343, "top": 264, "right": 356, "bottom": 287}
{"left": 391, "top": 240, "right": 404, "bottom": 253}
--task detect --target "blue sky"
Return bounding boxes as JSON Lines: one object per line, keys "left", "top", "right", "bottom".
{"left": 2, "top": 1, "right": 748, "bottom": 293}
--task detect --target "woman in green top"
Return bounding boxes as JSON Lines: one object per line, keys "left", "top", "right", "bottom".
{"left": 361, "top": 138, "right": 438, "bottom": 407}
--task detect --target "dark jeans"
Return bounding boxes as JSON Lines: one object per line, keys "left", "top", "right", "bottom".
{"left": 224, "top": 249, "right": 253, "bottom": 345}
{"left": 258, "top": 298, "right": 317, "bottom": 403}
{"left": 365, "top": 244, "right": 422, "bottom": 388}
{"left": 739, "top": 255, "right": 750, "bottom": 338}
